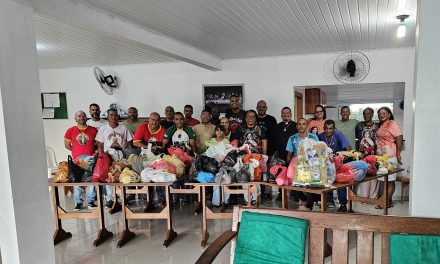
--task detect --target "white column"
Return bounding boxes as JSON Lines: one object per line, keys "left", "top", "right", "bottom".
{"left": 0, "top": 0, "right": 55, "bottom": 263}
{"left": 410, "top": 0, "right": 440, "bottom": 217}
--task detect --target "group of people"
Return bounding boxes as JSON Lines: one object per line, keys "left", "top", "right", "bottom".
{"left": 63, "top": 96, "right": 403, "bottom": 213}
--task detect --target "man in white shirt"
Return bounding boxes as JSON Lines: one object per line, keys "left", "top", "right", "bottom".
{"left": 86, "top": 103, "right": 108, "bottom": 129}
{"left": 96, "top": 108, "right": 133, "bottom": 209}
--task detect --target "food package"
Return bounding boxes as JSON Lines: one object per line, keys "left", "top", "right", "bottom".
{"left": 92, "top": 153, "right": 111, "bottom": 182}
{"left": 108, "top": 161, "right": 127, "bottom": 183}
{"left": 163, "top": 155, "right": 185, "bottom": 178}
{"left": 152, "top": 159, "right": 177, "bottom": 174}
{"left": 345, "top": 160, "right": 368, "bottom": 181}
{"left": 119, "top": 167, "right": 141, "bottom": 184}
{"left": 168, "top": 146, "right": 194, "bottom": 166}
{"left": 215, "top": 166, "right": 235, "bottom": 185}
{"left": 336, "top": 165, "right": 355, "bottom": 183}
{"left": 127, "top": 154, "right": 145, "bottom": 174}
{"left": 272, "top": 165, "right": 289, "bottom": 186}
{"left": 54, "top": 161, "right": 69, "bottom": 183}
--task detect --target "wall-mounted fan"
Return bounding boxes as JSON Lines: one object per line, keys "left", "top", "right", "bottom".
{"left": 93, "top": 67, "right": 119, "bottom": 95}
{"left": 333, "top": 51, "right": 370, "bottom": 84}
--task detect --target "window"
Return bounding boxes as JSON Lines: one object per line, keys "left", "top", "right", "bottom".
{"left": 349, "top": 103, "right": 394, "bottom": 121}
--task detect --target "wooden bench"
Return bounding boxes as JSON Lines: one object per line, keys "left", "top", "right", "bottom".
{"left": 196, "top": 206, "right": 440, "bottom": 264}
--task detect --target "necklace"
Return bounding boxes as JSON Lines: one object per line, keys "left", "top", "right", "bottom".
{"left": 283, "top": 121, "right": 292, "bottom": 132}
{"left": 324, "top": 134, "right": 335, "bottom": 146}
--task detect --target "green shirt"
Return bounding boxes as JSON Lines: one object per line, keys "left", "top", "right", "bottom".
{"left": 122, "top": 120, "right": 143, "bottom": 135}
{"left": 335, "top": 119, "right": 358, "bottom": 149}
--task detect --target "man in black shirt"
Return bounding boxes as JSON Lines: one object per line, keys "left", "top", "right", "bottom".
{"left": 272, "top": 107, "right": 298, "bottom": 201}
{"left": 160, "top": 106, "right": 175, "bottom": 129}
{"left": 225, "top": 95, "right": 246, "bottom": 134}
{"left": 256, "top": 100, "right": 277, "bottom": 156}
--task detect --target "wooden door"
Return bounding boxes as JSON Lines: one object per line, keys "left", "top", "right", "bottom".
{"left": 294, "top": 91, "right": 303, "bottom": 121}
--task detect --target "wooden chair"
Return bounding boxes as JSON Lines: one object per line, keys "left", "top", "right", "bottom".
{"left": 196, "top": 207, "right": 440, "bottom": 264}
{"left": 396, "top": 175, "right": 410, "bottom": 203}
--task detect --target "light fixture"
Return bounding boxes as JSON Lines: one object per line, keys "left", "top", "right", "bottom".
{"left": 396, "top": 14, "right": 409, "bottom": 38}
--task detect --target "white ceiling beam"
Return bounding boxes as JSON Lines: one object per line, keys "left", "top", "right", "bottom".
{"left": 24, "top": 0, "right": 222, "bottom": 71}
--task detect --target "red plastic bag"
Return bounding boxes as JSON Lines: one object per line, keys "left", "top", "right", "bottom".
{"left": 333, "top": 155, "right": 344, "bottom": 171}
{"left": 168, "top": 147, "right": 194, "bottom": 166}
{"left": 92, "top": 153, "right": 110, "bottom": 182}
{"left": 335, "top": 164, "right": 355, "bottom": 183}
{"left": 363, "top": 155, "right": 377, "bottom": 176}
{"left": 286, "top": 157, "right": 298, "bottom": 183}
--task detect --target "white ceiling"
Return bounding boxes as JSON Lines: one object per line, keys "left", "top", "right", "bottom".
{"left": 307, "top": 82, "right": 405, "bottom": 104}
{"left": 34, "top": 0, "right": 417, "bottom": 69}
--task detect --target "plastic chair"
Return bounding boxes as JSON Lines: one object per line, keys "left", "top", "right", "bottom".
{"left": 46, "top": 146, "right": 58, "bottom": 178}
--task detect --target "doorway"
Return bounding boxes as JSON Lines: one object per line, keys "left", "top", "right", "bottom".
{"left": 294, "top": 91, "right": 303, "bottom": 121}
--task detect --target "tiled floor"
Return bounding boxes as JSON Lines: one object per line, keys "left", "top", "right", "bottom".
{"left": 52, "top": 191, "right": 409, "bottom": 264}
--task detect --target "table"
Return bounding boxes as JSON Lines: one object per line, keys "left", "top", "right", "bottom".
{"left": 114, "top": 182, "right": 177, "bottom": 248}
{"left": 186, "top": 182, "right": 259, "bottom": 247}
{"left": 260, "top": 168, "right": 404, "bottom": 215}
{"left": 48, "top": 179, "right": 113, "bottom": 246}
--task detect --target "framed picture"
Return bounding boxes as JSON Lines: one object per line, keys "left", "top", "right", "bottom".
{"left": 203, "top": 84, "right": 244, "bottom": 114}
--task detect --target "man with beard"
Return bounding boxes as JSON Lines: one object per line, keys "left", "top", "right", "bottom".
{"left": 86, "top": 103, "right": 108, "bottom": 129}
{"left": 193, "top": 109, "right": 216, "bottom": 155}
{"left": 225, "top": 95, "right": 246, "bottom": 134}
{"left": 122, "top": 107, "right": 143, "bottom": 134}
{"left": 335, "top": 106, "right": 358, "bottom": 151}
{"left": 96, "top": 108, "right": 133, "bottom": 210}
{"left": 183, "top": 104, "right": 200, "bottom": 127}
{"left": 210, "top": 105, "right": 221, "bottom": 126}
{"left": 64, "top": 110, "right": 98, "bottom": 211}
{"left": 161, "top": 106, "right": 175, "bottom": 129}
{"left": 133, "top": 112, "right": 167, "bottom": 211}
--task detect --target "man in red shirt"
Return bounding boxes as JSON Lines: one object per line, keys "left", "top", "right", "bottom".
{"left": 64, "top": 110, "right": 98, "bottom": 211}
{"left": 183, "top": 104, "right": 200, "bottom": 127}
{"left": 133, "top": 112, "right": 167, "bottom": 211}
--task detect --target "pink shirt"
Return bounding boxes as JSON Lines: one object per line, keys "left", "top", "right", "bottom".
{"left": 376, "top": 120, "right": 402, "bottom": 157}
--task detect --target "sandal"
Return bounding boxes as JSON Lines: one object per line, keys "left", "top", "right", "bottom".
{"left": 375, "top": 202, "right": 394, "bottom": 209}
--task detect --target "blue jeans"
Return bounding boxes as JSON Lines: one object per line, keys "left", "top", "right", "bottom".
{"left": 212, "top": 186, "right": 230, "bottom": 206}
{"left": 73, "top": 186, "right": 96, "bottom": 204}
{"left": 243, "top": 185, "right": 260, "bottom": 203}
{"left": 105, "top": 185, "right": 114, "bottom": 202}
{"left": 142, "top": 186, "right": 165, "bottom": 204}
{"left": 326, "top": 189, "right": 347, "bottom": 206}
{"left": 172, "top": 179, "right": 188, "bottom": 202}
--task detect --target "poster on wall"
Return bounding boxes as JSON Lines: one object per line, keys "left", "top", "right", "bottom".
{"left": 203, "top": 84, "right": 244, "bottom": 114}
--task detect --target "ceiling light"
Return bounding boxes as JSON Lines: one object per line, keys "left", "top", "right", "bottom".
{"left": 397, "top": 0, "right": 406, "bottom": 11}
{"left": 396, "top": 15, "right": 409, "bottom": 38}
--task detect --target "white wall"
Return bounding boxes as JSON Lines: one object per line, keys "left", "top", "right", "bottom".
{"left": 39, "top": 47, "right": 415, "bottom": 174}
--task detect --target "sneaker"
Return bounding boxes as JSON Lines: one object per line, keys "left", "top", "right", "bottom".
{"left": 327, "top": 202, "right": 336, "bottom": 209}
{"left": 74, "top": 203, "right": 83, "bottom": 211}
{"left": 87, "top": 202, "right": 97, "bottom": 209}
{"left": 337, "top": 205, "right": 347, "bottom": 212}
{"left": 105, "top": 200, "right": 114, "bottom": 208}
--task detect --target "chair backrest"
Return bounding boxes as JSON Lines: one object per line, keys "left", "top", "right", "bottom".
{"left": 230, "top": 207, "right": 440, "bottom": 264}
{"left": 46, "top": 146, "right": 58, "bottom": 168}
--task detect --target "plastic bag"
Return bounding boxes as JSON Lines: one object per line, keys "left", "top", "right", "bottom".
{"left": 243, "top": 154, "right": 262, "bottom": 181}
{"left": 271, "top": 165, "right": 289, "bottom": 186}
{"left": 200, "top": 156, "right": 220, "bottom": 174}
{"left": 188, "top": 156, "right": 202, "bottom": 182}
{"left": 54, "top": 161, "right": 69, "bottom": 183}
{"left": 168, "top": 146, "right": 194, "bottom": 166}
{"left": 223, "top": 150, "right": 239, "bottom": 167}
{"left": 68, "top": 155, "right": 86, "bottom": 182}
{"left": 108, "top": 161, "right": 126, "bottom": 183}
{"left": 92, "top": 153, "right": 111, "bottom": 182}
{"left": 205, "top": 141, "right": 229, "bottom": 162}
{"left": 326, "top": 160, "right": 336, "bottom": 184}
{"left": 215, "top": 166, "right": 235, "bottom": 185}
{"left": 150, "top": 171, "right": 176, "bottom": 182}
{"left": 363, "top": 155, "right": 377, "bottom": 176}
{"left": 286, "top": 157, "right": 298, "bottom": 183}
{"left": 196, "top": 171, "right": 216, "bottom": 183}
{"left": 267, "top": 151, "right": 286, "bottom": 182}
{"left": 127, "top": 154, "right": 145, "bottom": 174}
{"left": 119, "top": 167, "right": 141, "bottom": 184}
{"left": 336, "top": 165, "right": 355, "bottom": 183}
{"left": 163, "top": 155, "right": 185, "bottom": 178}
{"left": 345, "top": 161, "right": 368, "bottom": 181}
{"left": 152, "top": 159, "right": 177, "bottom": 174}
{"left": 122, "top": 144, "right": 141, "bottom": 158}
{"left": 107, "top": 148, "right": 123, "bottom": 161}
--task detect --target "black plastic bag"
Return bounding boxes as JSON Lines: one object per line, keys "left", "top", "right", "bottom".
{"left": 81, "top": 156, "right": 96, "bottom": 182}
{"left": 223, "top": 150, "right": 238, "bottom": 167}
{"left": 235, "top": 163, "right": 250, "bottom": 182}
{"left": 68, "top": 155, "right": 86, "bottom": 182}
{"left": 200, "top": 156, "right": 220, "bottom": 174}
